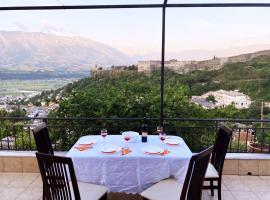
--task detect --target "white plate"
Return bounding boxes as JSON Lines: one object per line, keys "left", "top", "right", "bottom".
{"left": 142, "top": 145, "right": 163, "bottom": 154}
{"left": 100, "top": 145, "right": 121, "bottom": 153}
{"left": 164, "top": 138, "right": 182, "bottom": 145}
{"left": 78, "top": 139, "right": 97, "bottom": 145}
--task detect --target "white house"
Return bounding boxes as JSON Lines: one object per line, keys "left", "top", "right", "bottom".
{"left": 192, "top": 90, "right": 252, "bottom": 109}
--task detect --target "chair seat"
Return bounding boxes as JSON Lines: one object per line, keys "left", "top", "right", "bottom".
{"left": 76, "top": 181, "right": 107, "bottom": 200}
{"left": 141, "top": 178, "right": 183, "bottom": 200}
{"left": 205, "top": 163, "right": 219, "bottom": 178}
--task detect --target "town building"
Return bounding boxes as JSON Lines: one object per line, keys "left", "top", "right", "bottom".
{"left": 191, "top": 90, "right": 252, "bottom": 109}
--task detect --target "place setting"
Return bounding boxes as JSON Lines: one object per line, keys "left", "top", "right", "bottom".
{"left": 141, "top": 128, "right": 170, "bottom": 156}
{"left": 164, "top": 137, "right": 183, "bottom": 146}
{"left": 99, "top": 144, "right": 121, "bottom": 154}
{"left": 74, "top": 139, "right": 97, "bottom": 151}
{"left": 98, "top": 129, "right": 137, "bottom": 155}
{"left": 99, "top": 129, "right": 121, "bottom": 155}
{"left": 140, "top": 126, "right": 183, "bottom": 156}
{"left": 142, "top": 145, "right": 167, "bottom": 155}
{"left": 121, "top": 131, "right": 140, "bottom": 155}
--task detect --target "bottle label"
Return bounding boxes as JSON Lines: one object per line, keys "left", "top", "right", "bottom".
{"left": 142, "top": 132, "right": 148, "bottom": 137}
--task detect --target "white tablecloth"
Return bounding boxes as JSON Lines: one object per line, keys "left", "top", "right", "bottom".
{"left": 67, "top": 135, "right": 192, "bottom": 193}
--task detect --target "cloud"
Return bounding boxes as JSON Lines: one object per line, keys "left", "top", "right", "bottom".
{"left": 13, "top": 22, "right": 29, "bottom": 31}
{"left": 40, "top": 19, "right": 66, "bottom": 34}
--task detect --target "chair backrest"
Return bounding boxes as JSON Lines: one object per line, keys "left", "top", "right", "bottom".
{"left": 32, "top": 123, "right": 54, "bottom": 155}
{"left": 36, "top": 152, "right": 81, "bottom": 200}
{"left": 180, "top": 146, "right": 213, "bottom": 200}
{"left": 211, "top": 125, "right": 232, "bottom": 176}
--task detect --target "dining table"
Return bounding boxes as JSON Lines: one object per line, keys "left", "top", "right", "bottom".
{"left": 66, "top": 134, "right": 192, "bottom": 193}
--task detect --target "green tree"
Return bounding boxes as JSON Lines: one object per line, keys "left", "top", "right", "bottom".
{"left": 206, "top": 95, "right": 217, "bottom": 104}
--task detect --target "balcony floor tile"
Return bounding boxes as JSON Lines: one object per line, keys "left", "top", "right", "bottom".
{"left": 0, "top": 173, "right": 267, "bottom": 200}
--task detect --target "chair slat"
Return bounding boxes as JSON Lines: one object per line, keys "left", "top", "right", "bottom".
{"left": 36, "top": 152, "right": 81, "bottom": 200}
{"left": 180, "top": 146, "right": 213, "bottom": 200}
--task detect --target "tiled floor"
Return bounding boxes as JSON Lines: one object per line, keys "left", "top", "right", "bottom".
{"left": 1, "top": 173, "right": 270, "bottom": 200}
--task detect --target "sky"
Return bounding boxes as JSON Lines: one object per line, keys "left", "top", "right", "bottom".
{"left": 1, "top": 0, "right": 270, "bottom": 60}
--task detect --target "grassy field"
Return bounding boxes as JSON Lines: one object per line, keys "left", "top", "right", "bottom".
{"left": 0, "top": 79, "right": 76, "bottom": 97}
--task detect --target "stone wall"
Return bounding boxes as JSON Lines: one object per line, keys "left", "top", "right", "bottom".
{"left": 91, "top": 69, "right": 129, "bottom": 78}
{"left": 165, "top": 57, "right": 224, "bottom": 74}
{"left": 137, "top": 49, "right": 270, "bottom": 74}
{"left": 137, "top": 61, "right": 161, "bottom": 73}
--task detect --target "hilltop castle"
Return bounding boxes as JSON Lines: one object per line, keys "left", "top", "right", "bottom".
{"left": 90, "top": 49, "right": 270, "bottom": 76}
{"left": 137, "top": 49, "right": 270, "bottom": 74}
{"left": 137, "top": 57, "right": 227, "bottom": 74}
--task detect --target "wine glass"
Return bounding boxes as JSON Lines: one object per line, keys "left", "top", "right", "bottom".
{"left": 159, "top": 132, "right": 166, "bottom": 152}
{"left": 100, "top": 129, "right": 108, "bottom": 144}
{"left": 123, "top": 135, "right": 131, "bottom": 150}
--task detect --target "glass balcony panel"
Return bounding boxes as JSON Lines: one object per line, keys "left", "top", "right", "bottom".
{"left": 61, "top": 0, "right": 163, "bottom": 6}
{"left": 168, "top": 0, "right": 270, "bottom": 4}
{"left": 0, "top": 0, "right": 59, "bottom": 7}
{"left": 0, "top": 0, "right": 164, "bottom": 7}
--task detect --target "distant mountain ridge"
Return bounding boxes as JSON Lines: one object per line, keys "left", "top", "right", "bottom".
{"left": 0, "top": 31, "right": 132, "bottom": 71}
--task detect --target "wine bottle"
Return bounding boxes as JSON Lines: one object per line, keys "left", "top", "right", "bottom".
{"left": 142, "top": 117, "right": 148, "bottom": 142}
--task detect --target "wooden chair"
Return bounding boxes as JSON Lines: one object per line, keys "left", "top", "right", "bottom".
{"left": 36, "top": 152, "right": 108, "bottom": 200}
{"left": 32, "top": 122, "right": 54, "bottom": 200}
{"left": 141, "top": 146, "right": 213, "bottom": 200}
{"left": 32, "top": 122, "right": 54, "bottom": 155}
{"left": 203, "top": 125, "right": 232, "bottom": 200}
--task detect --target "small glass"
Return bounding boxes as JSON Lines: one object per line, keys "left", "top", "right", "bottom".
{"left": 100, "top": 129, "right": 108, "bottom": 144}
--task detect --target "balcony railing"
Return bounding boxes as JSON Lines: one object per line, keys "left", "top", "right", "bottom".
{"left": 0, "top": 117, "right": 269, "bottom": 153}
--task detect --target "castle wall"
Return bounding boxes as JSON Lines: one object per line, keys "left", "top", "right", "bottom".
{"left": 137, "top": 61, "right": 160, "bottom": 73}
{"left": 137, "top": 49, "right": 270, "bottom": 74}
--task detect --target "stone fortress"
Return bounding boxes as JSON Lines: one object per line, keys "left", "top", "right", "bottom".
{"left": 137, "top": 49, "right": 270, "bottom": 74}
{"left": 90, "top": 49, "right": 270, "bottom": 76}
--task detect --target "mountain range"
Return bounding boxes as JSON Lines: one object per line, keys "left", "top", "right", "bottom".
{"left": 0, "top": 31, "right": 132, "bottom": 71}
{"left": 1, "top": 31, "right": 270, "bottom": 72}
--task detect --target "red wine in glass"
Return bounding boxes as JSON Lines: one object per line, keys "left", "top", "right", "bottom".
{"left": 124, "top": 135, "right": 131, "bottom": 150}
{"left": 160, "top": 135, "right": 166, "bottom": 141}
{"left": 101, "top": 133, "right": 107, "bottom": 138}
{"left": 124, "top": 136, "right": 131, "bottom": 142}
{"left": 100, "top": 129, "right": 108, "bottom": 143}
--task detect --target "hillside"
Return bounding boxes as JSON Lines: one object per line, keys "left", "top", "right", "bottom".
{"left": 180, "top": 54, "right": 270, "bottom": 102}
{"left": 0, "top": 31, "right": 132, "bottom": 71}
{"left": 40, "top": 53, "right": 270, "bottom": 121}
{"left": 40, "top": 70, "right": 246, "bottom": 121}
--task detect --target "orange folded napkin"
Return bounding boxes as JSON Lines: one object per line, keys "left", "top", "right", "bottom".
{"left": 121, "top": 148, "right": 131, "bottom": 155}
{"left": 160, "top": 149, "right": 170, "bottom": 156}
{"left": 75, "top": 144, "right": 93, "bottom": 151}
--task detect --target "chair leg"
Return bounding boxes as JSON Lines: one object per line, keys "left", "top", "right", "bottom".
{"left": 42, "top": 186, "right": 45, "bottom": 200}
{"left": 99, "top": 193, "right": 107, "bottom": 200}
{"left": 210, "top": 180, "right": 214, "bottom": 196}
{"left": 218, "top": 180, "right": 222, "bottom": 200}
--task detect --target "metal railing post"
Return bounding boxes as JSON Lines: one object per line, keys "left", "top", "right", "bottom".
{"left": 160, "top": 0, "right": 167, "bottom": 126}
